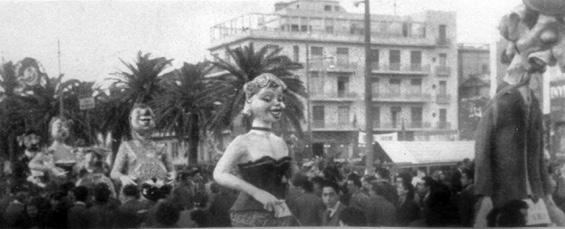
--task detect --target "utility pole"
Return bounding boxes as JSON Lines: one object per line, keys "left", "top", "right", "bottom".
{"left": 305, "top": 42, "right": 313, "bottom": 158}
{"left": 362, "top": 0, "right": 375, "bottom": 175}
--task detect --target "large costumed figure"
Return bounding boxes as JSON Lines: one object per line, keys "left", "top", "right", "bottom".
{"left": 213, "top": 73, "right": 294, "bottom": 227}
{"left": 474, "top": 0, "right": 565, "bottom": 226}
{"left": 110, "top": 103, "right": 175, "bottom": 190}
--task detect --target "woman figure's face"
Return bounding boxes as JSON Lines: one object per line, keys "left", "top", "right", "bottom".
{"left": 50, "top": 118, "right": 69, "bottom": 141}
{"left": 248, "top": 86, "right": 285, "bottom": 124}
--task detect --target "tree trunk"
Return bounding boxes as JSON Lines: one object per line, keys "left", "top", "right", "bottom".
{"left": 8, "top": 132, "right": 16, "bottom": 168}
{"left": 188, "top": 113, "right": 199, "bottom": 165}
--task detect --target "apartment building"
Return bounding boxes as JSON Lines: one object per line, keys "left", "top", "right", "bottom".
{"left": 208, "top": 0, "right": 458, "bottom": 158}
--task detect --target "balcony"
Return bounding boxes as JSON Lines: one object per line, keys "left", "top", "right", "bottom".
{"left": 312, "top": 120, "right": 358, "bottom": 131}
{"left": 436, "top": 66, "right": 451, "bottom": 76}
{"left": 371, "top": 64, "right": 430, "bottom": 75}
{"left": 310, "top": 91, "right": 358, "bottom": 101}
{"left": 436, "top": 38, "right": 451, "bottom": 46}
{"left": 436, "top": 121, "right": 451, "bottom": 129}
{"left": 436, "top": 94, "right": 451, "bottom": 104}
{"left": 374, "top": 122, "right": 431, "bottom": 130}
{"left": 309, "top": 61, "right": 357, "bottom": 73}
{"left": 372, "top": 92, "right": 432, "bottom": 102}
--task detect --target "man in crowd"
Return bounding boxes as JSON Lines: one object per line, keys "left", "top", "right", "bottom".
{"left": 288, "top": 172, "right": 325, "bottom": 226}
{"left": 320, "top": 180, "right": 346, "bottom": 226}
{"left": 67, "top": 186, "right": 89, "bottom": 229}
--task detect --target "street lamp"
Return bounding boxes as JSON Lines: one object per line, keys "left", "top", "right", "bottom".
{"left": 355, "top": 0, "right": 374, "bottom": 175}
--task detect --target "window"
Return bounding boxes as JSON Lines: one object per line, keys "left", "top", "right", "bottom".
{"left": 313, "top": 106, "right": 325, "bottom": 121}
{"left": 410, "top": 79, "right": 422, "bottom": 95}
{"left": 391, "top": 107, "right": 401, "bottom": 128}
{"left": 337, "top": 76, "right": 349, "bottom": 97}
{"left": 389, "top": 79, "right": 401, "bottom": 95}
{"left": 370, "top": 49, "right": 380, "bottom": 70}
{"left": 439, "top": 24, "right": 447, "bottom": 41}
{"left": 301, "top": 25, "right": 308, "bottom": 32}
{"left": 311, "top": 46, "right": 323, "bottom": 57}
{"left": 338, "top": 106, "right": 350, "bottom": 125}
{"left": 336, "top": 47, "right": 349, "bottom": 66}
{"left": 291, "top": 24, "right": 299, "bottom": 32}
{"left": 324, "top": 5, "right": 332, "bottom": 11}
{"left": 325, "top": 26, "right": 334, "bottom": 33}
{"left": 266, "top": 44, "right": 279, "bottom": 51}
{"left": 334, "top": 6, "right": 340, "bottom": 11}
{"left": 310, "top": 72, "right": 323, "bottom": 95}
{"left": 439, "top": 109, "right": 447, "bottom": 126}
{"left": 439, "top": 53, "right": 447, "bottom": 66}
{"left": 372, "top": 106, "right": 381, "bottom": 127}
{"left": 293, "top": 45, "right": 300, "bottom": 62}
{"left": 481, "top": 64, "right": 489, "bottom": 73}
{"left": 411, "top": 107, "right": 423, "bottom": 127}
{"left": 371, "top": 79, "right": 379, "bottom": 97}
{"left": 439, "top": 81, "right": 447, "bottom": 95}
{"left": 389, "top": 50, "right": 401, "bottom": 70}
{"left": 402, "top": 23, "right": 410, "bottom": 37}
{"left": 410, "top": 51, "right": 422, "bottom": 70}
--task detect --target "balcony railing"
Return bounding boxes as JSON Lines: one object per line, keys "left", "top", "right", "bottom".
{"left": 309, "top": 61, "right": 358, "bottom": 72}
{"left": 436, "top": 38, "right": 451, "bottom": 46}
{"left": 312, "top": 121, "right": 357, "bottom": 130}
{"left": 436, "top": 65, "right": 451, "bottom": 76}
{"left": 372, "top": 92, "right": 431, "bottom": 102}
{"left": 311, "top": 91, "right": 357, "bottom": 99}
{"left": 437, "top": 121, "right": 451, "bottom": 129}
{"left": 371, "top": 64, "right": 430, "bottom": 74}
{"left": 436, "top": 94, "right": 451, "bottom": 104}
{"left": 374, "top": 122, "right": 431, "bottom": 129}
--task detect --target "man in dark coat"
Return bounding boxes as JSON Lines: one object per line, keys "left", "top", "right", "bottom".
{"left": 288, "top": 173, "right": 325, "bottom": 226}
{"left": 67, "top": 186, "right": 89, "bottom": 229}
{"left": 319, "top": 180, "right": 346, "bottom": 226}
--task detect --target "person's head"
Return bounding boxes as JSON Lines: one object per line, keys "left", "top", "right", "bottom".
{"left": 311, "top": 176, "right": 325, "bottom": 196}
{"left": 321, "top": 180, "right": 340, "bottom": 208}
{"left": 487, "top": 199, "right": 528, "bottom": 227}
{"left": 192, "top": 191, "right": 208, "bottom": 209}
{"left": 291, "top": 172, "right": 313, "bottom": 193}
{"left": 417, "top": 176, "right": 433, "bottom": 196}
{"left": 346, "top": 173, "right": 362, "bottom": 193}
{"left": 396, "top": 180, "right": 415, "bottom": 201}
{"left": 375, "top": 167, "right": 390, "bottom": 181}
{"left": 460, "top": 167, "right": 474, "bottom": 187}
{"left": 93, "top": 183, "right": 111, "bottom": 203}
{"left": 73, "top": 186, "right": 89, "bottom": 203}
{"left": 122, "top": 184, "right": 140, "bottom": 200}
{"left": 11, "top": 182, "right": 31, "bottom": 202}
{"left": 339, "top": 207, "right": 367, "bottom": 226}
{"left": 242, "top": 73, "right": 287, "bottom": 124}
{"left": 155, "top": 201, "right": 181, "bottom": 227}
{"left": 49, "top": 116, "right": 70, "bottom": 141}
{"left": 361, "top": 175, "right": 376, "bottom": 192}
{"left": 129, "top": 103, "right": 156, "bottom": 135}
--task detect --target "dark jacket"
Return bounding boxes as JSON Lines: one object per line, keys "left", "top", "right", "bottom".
{"left": 289, "top": 192, "right": 325, "bottom": 226}
{"left": 474, "top": 84, "right": 551, "bottom": 208}
{"left": 67, "top": 202, "right": 88, "bottom": 229}
{"left": 320, "top": 202, "right": 346, "bottom": 226}
{"left": 458, "top": 184, "right": 477, "bottom": 227}
{"left": 396, "top": 198, "right": 420, "bottom": 226}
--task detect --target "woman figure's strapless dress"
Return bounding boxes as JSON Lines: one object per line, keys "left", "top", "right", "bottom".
{"left": 230, "top": 156, "right": 292, "bottom": 227}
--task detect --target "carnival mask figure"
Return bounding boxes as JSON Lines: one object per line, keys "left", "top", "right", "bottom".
{"left": 48, "top": 117, "right": 75, "bottom": 165}
{"left": 111, "top": 104, "right": 175, "bottom": 188}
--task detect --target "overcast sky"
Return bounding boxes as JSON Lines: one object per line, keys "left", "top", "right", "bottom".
{"left": 0, "top": 0, "right": 522, "bottom": 83}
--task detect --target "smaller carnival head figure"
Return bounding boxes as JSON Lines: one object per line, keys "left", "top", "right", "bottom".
{"left": 15, "top": 57, "right": 42, "bottom": 87}
{"left": 129, "top": 103, "right": 156, "bottom": 137}
{"left": 49, "top": 116, "right": 70, "bottom": 142}
{"left": 242, "top": 73, "right": 287, "bottom": 124}
{"left": 19, "top": 130, "right": 41, "bottom": 152}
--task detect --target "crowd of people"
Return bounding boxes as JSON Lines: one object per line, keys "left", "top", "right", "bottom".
{"left": 2, "top": 153, "right": 564, "bottom": 228}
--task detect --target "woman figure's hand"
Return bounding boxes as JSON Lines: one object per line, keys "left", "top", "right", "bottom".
{"left": 253, "top": 190, "right": 284, "bottom": 212}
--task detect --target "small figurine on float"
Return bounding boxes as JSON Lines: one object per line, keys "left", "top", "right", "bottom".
{"left": 110, "top": 103, "right": 175, "bottom": 187}
{"left": 47, "top": 116, "right": 76, "bottom": 170}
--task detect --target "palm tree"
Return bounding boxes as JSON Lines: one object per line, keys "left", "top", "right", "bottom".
{"left": 152, "top": 62, "right": 221, "bottom": 164}
{"left": 63, "top": 80, "right": 104, "bottom": 145}
{"left": 211, "top": 43, "right": 306, "bottom": 138}
{"left": 0, "top": 61, "right": 26, "bottom": 163}
{"left": 102, "top": 52, "right": 173, "bottom": 159}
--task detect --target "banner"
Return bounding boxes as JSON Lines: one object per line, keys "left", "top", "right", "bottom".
{"left": 358, "top": 131, "right": 397, "bottom": 144}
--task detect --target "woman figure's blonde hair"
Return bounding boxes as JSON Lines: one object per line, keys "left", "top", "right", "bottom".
{"left": 241, "top": 73, "right": 287, "bottom": 116}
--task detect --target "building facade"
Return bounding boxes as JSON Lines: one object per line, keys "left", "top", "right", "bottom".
{"left": 208, "top": 0, "right": 458, "bottom": 159}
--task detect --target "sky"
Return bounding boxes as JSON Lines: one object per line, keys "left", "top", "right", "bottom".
{"left": 0, "top": 0, "right": 522, "bottom": 84}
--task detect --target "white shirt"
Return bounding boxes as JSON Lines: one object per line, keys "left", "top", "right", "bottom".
{"left": 327, "top": 201, "right": 342, "bottom": 218}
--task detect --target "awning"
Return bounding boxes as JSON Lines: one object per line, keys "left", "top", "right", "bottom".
{"left": 377, "top": 141, "right": 475, "bottom": 167}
